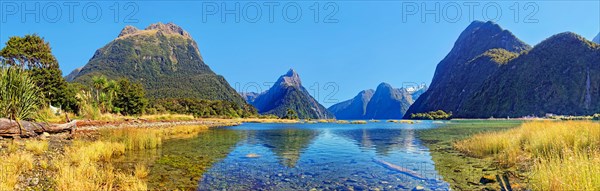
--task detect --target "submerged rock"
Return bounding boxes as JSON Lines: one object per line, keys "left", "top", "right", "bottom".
{"left": 245, "top": 153, "right": 261, "bottom": 158}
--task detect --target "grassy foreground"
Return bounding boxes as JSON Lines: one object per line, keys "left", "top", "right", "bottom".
{"left": 420, "top": 120, "right": 600, "bottom": 190}
{"left": 0, "top": 121, "right": 227, "bottom": 190}
{"left": 416, "top": 120, "right": 525, "bottom": 190}
{"left": 455, "top": 121, "right": 600, "bottom": 190}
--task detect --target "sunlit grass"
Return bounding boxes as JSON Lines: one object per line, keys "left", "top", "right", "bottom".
{"left": 0, "top": 151, "right": 34, "bottom": 190}
{"left": 454, "top": 121, "right": 600, "bottom": 190}
{"left": 99, "top": 125, "right": 209, "bottom": 150}
{"left": 54, "top": 140, "right": 145, "bottom": 190}
{"left": 24, "top": 140, "right": 49, "bottom": 155}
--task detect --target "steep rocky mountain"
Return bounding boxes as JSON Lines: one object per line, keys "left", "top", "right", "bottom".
{"left": 64, "top": 67, "right": 82, "bottom": 82}
{"left": 246, "top": 69, "right": 334, "bottom": 119}
{"left": 594, "top": 32, "right": 600, "bottom": 44}
{"left": 459, "top": 32, "right": 600, "bottom": 117}
{"left": 329, "top": 83, "right": 425, "bottom": 119}
{"left": 328, "top": 89, "right": 374, "bottom": 119}
{"left": 71, "top": 22, "right": 245, "bottom": 104}
{"left": 365, "top": 83, "right": 414, "bottom": 119}
{"left": 405, "top": 20, "right": 531, "bottom": 118}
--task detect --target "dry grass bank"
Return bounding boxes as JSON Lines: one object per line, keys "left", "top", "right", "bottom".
{"left": 454, "top": 121, "right": 600, "bottom": 190}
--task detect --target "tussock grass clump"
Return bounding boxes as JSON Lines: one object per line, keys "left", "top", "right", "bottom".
{"left": 67, "top": 141, "right": 125, "bottom": 164}
{"left": 454, "top": 121, "right": 600, "bottom": 190}
{"left": 99, "top": 125, "right": 209, "bottom": 150}
{"left": 54, "top": 140, "right": 145, "bottom": 190}
{"left": 24, "top": 140, "right": 49, "bottom": 155}
{"left": 0, "top": 151, "right": 34, "bottom": 190}
{"left": 134, "top": 163, "right": 149, "bottom": 179}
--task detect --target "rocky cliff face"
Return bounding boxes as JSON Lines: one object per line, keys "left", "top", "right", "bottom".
{"left": 405, "top": 21, "right": 531, "bottom": 118}
{"left": 247, "top": 69, "right": 334, "bottom": 119}
{"left": 72, "top": 22, "right": 245, "bottom": 104}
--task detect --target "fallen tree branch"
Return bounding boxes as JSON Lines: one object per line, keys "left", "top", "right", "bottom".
{"left": 0, "top": 118, "right": 77, "bottom": 137}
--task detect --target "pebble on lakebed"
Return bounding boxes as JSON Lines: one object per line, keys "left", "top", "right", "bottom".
{"left": 245, "top": 153, "right": 261, "bottom": 158}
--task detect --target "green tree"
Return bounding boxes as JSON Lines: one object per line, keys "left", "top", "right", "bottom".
{"left": 0, "top": 34, "right": 58, "bottom": 69}
{"left": 114, "top": 79, "right": 148, "bottom": 115}
{"left": 29, "top": 68, "right": 79, "bottom": 112}
{"left": 0, "top": 67, "right": 40, "bottom": 135}
{"left": 0, "top": 34, "right": 78, "bottom": 112}
{"left": 285, "top": 108, "right": 298, "bottom": 119}
{"left": 91, "top": 75, "right": 107, "bottom": 105}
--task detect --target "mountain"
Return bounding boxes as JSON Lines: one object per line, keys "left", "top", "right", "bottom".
{"left": 64, "top": 67, "right": 82, "bottom": 82}
{"left": 459, "top": 32, "right": 600, "bottom": 117}
{"left": 71, "top": 22, "right": 245, "bottom": 104}
{"left": 246, "top": 69, "right": 334, "bottom": 119}
{"left": 365, "top": 83, "right": 415, "bottom": 119}
{"left": 328, "top": 89, "right": 374, "bottom": 119}
{"left": 329, "top": 83, "right": 425, "bottom": 119}
{"left": 405, "top": 20, "right": 531, "bottom": 118}
{"left": 594, "top": 32, "right": 600, "bottom": 44}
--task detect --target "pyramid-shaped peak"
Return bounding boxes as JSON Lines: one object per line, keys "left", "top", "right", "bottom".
{"left": 277, "top": 69, "right": 302, "bottom": 87}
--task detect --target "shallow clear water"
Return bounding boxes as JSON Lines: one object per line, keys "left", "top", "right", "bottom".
{"left": 196, "top": 122, "right": 450, "bottom": 190}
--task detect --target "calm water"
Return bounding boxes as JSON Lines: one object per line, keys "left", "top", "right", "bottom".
{"left": 119, "top": 121, "right": 450, "bottom": 190}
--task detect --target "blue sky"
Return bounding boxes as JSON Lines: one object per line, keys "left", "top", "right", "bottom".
{"left": 1, "top": 1, "right": 599, "bottom": 107}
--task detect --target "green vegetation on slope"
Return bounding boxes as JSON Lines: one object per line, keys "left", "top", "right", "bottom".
{"left": 410, "top": 110, "right": 452, "bottom": 120}
{"left": 73, "top": 23, "right": 246, "bottom": 106}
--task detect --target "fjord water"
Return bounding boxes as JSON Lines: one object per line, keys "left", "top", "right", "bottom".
{"left": 201, "top": 122, "right": 449, "bottom": 190}
{"left": 121, "top": 122, "right": 450, "bottom": 190}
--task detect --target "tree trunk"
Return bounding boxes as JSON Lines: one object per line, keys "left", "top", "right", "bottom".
{"left": 0, "top": 118, "right": 77, "bottom": 137}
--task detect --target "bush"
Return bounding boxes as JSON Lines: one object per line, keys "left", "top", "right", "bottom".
{"left": 410, "top": 110, "right": 452, "bottom": 120}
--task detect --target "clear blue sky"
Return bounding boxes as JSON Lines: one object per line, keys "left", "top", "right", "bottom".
{"left": 1, "top": 1, "right": 599, "bottom": 107}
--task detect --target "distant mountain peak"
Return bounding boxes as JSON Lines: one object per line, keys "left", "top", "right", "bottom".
{"left": 376, "top": 82, "right": 392, "bottom": 89}
{"left": 117, "top": 22, "right": 191, "bottom": 39}
{"left": 594, "top": 32, "right": 600, "bottom": 44}
{"left": 277, "top": 68, "right": 302, "bottom": 87}
{"left": 247, "top": 69, "right": 334, "bottom": 119}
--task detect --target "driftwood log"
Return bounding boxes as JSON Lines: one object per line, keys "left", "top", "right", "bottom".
{"left": 0, "top": 118, "right": 77, "bottom": 137}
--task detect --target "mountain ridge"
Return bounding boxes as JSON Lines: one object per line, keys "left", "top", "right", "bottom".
{"left": 329, "top": 83, "right": 425, "bottom": 119}
{"left": 405, "top": 20, "right": 531, "bottom": 118}
{"left": 245, "top": 69, "right": 334, "bottom": 119}
{"left": 71, "top": 22, "right": 246, "bottom": 105}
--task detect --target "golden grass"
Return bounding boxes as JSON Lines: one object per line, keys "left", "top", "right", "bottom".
{"left": 233, "top": 118, "right": 299, "bottom": 123}
{"left": 336, "top": 120, "right": 350, "bottom": 124}
{"left": 454, "top": 121, "right": 600, "bottom": 190}
{"left": 350, "top": 120, "right": 367, "bottom": 124}
{"left": 67, "top": 141, "right": 126, "bottom": 164}
{"left": 24, "top": 140, "right": 49, "bottom": 155}
{"left": 99, "top": 125, "right": 209, "bottom": 150}
{"left": 0, "top": 151, "right": 34, "bottom": 190}
{"left": 140, "top": 114, "right": 195, "bottom": 121}
{"left": 134, "top": 163, "right": 149, "bottom": 179}
{"left": 54, "top": 140, "right": 145, "bottom": 190}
